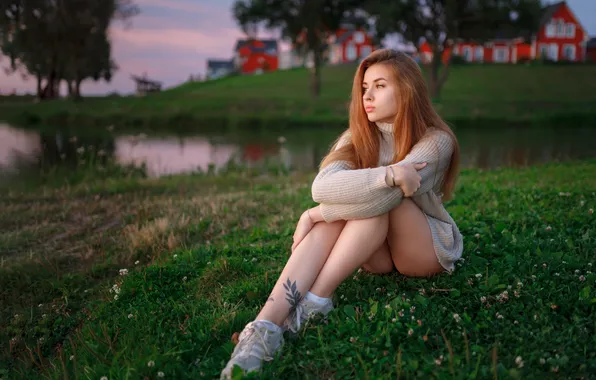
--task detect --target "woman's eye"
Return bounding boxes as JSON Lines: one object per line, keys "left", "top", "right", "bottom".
{"left": 376, "top": 84, "right": 384, "bottom": 89}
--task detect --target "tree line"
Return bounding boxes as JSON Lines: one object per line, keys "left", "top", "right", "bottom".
{"left": 0, "top": 0, "right": 138, "bottom": 99}
{"left": 233, "top": 0, "right": 542, "bottom": 99}
{"left": 1, "top": 0, "right": 543, "bottom": 100}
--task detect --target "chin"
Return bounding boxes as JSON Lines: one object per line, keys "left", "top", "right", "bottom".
{"left": 366, "top": 114, "right": 380, "bottom": 122}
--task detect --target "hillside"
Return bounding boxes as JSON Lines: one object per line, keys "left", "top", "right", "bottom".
{"left": 2, "top": 63, "right": 596, "bottom": 131}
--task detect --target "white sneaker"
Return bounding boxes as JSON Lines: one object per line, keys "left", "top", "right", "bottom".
{"left": 284, "top": 297, "right": 334, "bottom": 333}
{"left": 220, "top": 320, "right": 284, "bottom": 379}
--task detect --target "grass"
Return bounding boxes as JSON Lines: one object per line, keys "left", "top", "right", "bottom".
{"left": 1, "top": 158, "right": 595, "bottom": 379}
{"left": 3, "top": 63, "right": 596, "bottom": 132}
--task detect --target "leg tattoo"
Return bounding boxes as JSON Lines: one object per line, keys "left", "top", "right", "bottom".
{"left": 283, "top": 278, "right": 302, "bottom": 314}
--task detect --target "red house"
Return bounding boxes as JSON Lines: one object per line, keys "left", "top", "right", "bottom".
{"left": 419, "top": 1, "right": 589, "bottom": 64}
{"left": 533, "top": 1, "right": 589, "bottom": 61}
{"left": 327, "top": 26, "right": 375, "bottom": 64}
{"left": 234, "top": 39, "right": 279, "bottom": 75}
{"left": 587, "top": 38, "right": 596, "bottom": 63}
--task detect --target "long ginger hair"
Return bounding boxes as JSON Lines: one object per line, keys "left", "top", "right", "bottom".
{"left": 320, "top": 49, "right": 460, "bottom": 200}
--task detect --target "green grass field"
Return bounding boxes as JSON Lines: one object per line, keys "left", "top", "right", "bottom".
{"left": 2, "top": 64, "right": 596, "bottom": 132}
{"left": 2, "top": 159, "right": 595, "bottom": 378}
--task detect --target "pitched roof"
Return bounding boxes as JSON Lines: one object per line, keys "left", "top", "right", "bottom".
{"left": 587, "top": 37, "right": 596, "bottom": 49}
{"left": 540, "top": 1, "right": 565, "bottom": 26}
{"left": 207, "top": 59, "right": 234, "bottom": 71}
{"left": 234, "top": 39, "right": 278, "bottom": 53}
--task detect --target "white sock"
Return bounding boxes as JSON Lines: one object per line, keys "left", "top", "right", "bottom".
{"left": 304, "top": 291, "right": 330, "bottom": 305}
{"left": 254, "top": 319, "right": 282, "bottom": 333}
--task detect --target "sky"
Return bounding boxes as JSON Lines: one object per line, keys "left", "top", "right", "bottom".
{"left": 1, "top": 0, "right": 595, "bottom": 96}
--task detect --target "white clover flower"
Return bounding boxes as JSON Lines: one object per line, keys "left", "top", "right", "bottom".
{"left": 114, "top": 295, "right": 119, "bottom": 300}
{"left": 410, "top": 306, "right": 416, "bottom": 313}
{"left": 69, "top": 355, "right": 75, "bottom": 361}
{"left": 579, "top": 275, "right": 586, "bottom": 281}
{"left": 148, "top": 360, "right": 155, "bottom": 367}
{"left": 515, "top": 356, "right": 524, "bottom": 368}
{"left": 157, "top": 372, "right": 165, "bottom": 378}
{"left": 480, "top": 296, "right": 487, "bottom": 303}
{"left": 119, "top": 269, "right": 128, "bottom": 276}
{"left": 475, "top": 273, "right": 482, "bottom": 278}
{"left": 517, "top": 282, "right": 523, "bottom": 288}
{"left": 408, "top": 328, "right": 414, "bottom": 336}
{"left": 128, "top": 314, "right": 133, "bottom": 319}
{"left": 135, "top": 260, "right": 140, "bottom": 265}
{"left": 391, "top": 318, "right": 397, "bottom": 323}
{"left": 453, "top": 313, "right": 461, "bottom": 323}
{"left": 100, "top": 377, "right": 108, "bottom": 380}
{"left": 540, "top": 358, "right": 546, "bottom": 364}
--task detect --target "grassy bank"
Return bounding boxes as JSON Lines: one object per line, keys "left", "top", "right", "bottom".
{"left": 2, "top": 64, "right": 596, "bottom": 133}
{"left": 2, "top": 160, "right": 595, "bottom": 379}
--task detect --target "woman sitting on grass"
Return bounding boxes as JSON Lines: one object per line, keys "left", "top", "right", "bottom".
{"left": 221, "top": 48, "right": 463, "bottom": 379}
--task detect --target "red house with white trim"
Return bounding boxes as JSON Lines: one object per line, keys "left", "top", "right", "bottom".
{"left": 419, "top": 1, "right": 589, "bottom": 64}
{"left": 327, "top": 26, "right": 375, "bottom": 64}
{"left": 234, "top": 39, "right": 279, "bottom": 75}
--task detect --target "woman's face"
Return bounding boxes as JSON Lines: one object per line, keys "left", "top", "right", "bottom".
{"left": 362, "top": 63, "right": 398, "bottom": 124}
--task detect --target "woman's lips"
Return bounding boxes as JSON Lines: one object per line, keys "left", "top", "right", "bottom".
{"left": 365, "top": 106, "right": 375, "bottom": 113}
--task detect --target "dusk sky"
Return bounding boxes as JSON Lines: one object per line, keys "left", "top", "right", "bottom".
{"left": 1, "top": 0, "right": 595, "bottom": 96}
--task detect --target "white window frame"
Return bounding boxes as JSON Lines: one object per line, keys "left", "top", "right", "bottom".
{"left": 545, "top": 22, "right": 555, "bottom": 38}
{"left": 549, "top": 43, "right": 558, "bottom": 61}
{"left": 566, "top": 23, "right": 575, "bottom": 38}
{"left": 563, "top": 44, "right": 576, "bottom": 60}
{"left": 474, "top": 46, "right": 484, "bottom": 62}
{"left": 557, "top": 20, "right": 565, "bottom": 37}
{"left": 493, "top": 47, "right": 509, "bottom": 63}
{"left": 353, "top": 32, "right": 364, "bottom": 44}
{"left": 463, "top": 46, "right": 472, "bottom": 62}
{"left": 346, "top": 43, "right": 357, "bottom": 61}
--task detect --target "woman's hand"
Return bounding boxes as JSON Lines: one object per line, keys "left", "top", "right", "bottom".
{"left": 291, "top": 209, "right": 315, "bottom": 253}
{"left": 390, "top": 162, "right": 427, "bottom": 197}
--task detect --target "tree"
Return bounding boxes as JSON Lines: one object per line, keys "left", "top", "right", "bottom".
{"left": 0, "top": 0, "right": 138, "bottom": 99}
{"left": 232, "top": 0, "right": 364, "bottom": 97}
{"left": 366, "top": 0, "right": 542, "bottom": 100}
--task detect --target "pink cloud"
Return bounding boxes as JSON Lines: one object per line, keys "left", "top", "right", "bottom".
{"left": 109, "top": 26, "right": 244, "bottom": 56}
{"left": 134, "top": 0, "right": 214, "bottom": 14}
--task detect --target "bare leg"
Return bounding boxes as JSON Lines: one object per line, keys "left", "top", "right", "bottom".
{"left": 255, "top": 220, "right": 346, "bottom": 326}
{"left": 362, "top": 198, "right": 444, "bottom": 276}
{"left": 309, "top": 213, "right": 389, "bottom": 298}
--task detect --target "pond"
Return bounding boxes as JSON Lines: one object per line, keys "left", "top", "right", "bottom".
{"left": 1, "top": 123, "right": 595, "bottom": 182}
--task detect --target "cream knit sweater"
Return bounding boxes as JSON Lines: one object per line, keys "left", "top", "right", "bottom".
{"left": 311, "top": 122, "right": 463, "bottom": 271}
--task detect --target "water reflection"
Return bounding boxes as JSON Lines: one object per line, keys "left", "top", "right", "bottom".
{"left": 1, "top": 123, "right": 595, "bottom": 181}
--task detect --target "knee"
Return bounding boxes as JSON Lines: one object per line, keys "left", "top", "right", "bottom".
{"left": 309, "top": 219, "right": 346, "bottom": 239}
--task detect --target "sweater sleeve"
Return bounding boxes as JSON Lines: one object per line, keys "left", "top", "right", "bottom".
{"left": 319, "top": 130, "right": 455, "bottom": 222}
{"left": 311, "top": 132, "right": 390, "bottom": 205}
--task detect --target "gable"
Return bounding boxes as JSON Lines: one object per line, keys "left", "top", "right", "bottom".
{"left": 540, "top": 1, "right": 585, "bottom": 33}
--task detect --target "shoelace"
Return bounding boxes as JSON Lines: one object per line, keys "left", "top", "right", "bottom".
{"left": 289, "top": 302, "right": 306, "bottom": 333}
{"left": 242, "top": 323, "right": 275, "bottom": 360}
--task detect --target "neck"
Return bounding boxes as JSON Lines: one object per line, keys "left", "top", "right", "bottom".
{"left": 375, "top": 121, "right": 394, "bottom": 134}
